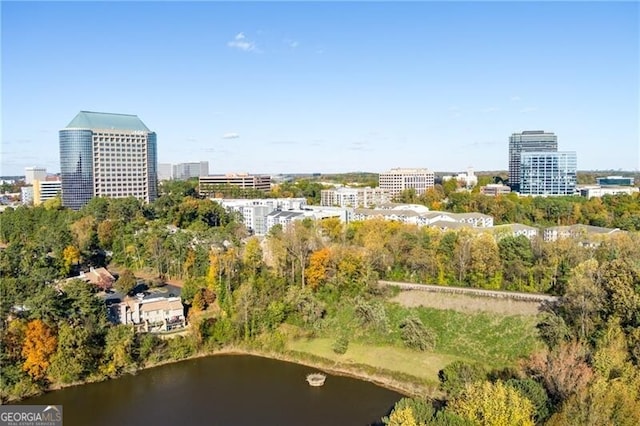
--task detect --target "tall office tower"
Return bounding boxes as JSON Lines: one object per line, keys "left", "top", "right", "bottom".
{"left": 508, "top": 131, "right": 558, "bottom": 192}
{"left": 173, "top": 161, "right": 209, "bottom": 180}
{"left": 59, "top": 111, "right": 157, "bottom": 210}
{"left": 520, "top": 151, "right": 577, "bottom": 196}
{"left": 25, "top": 166, "right": 47, "bottom": 184}
{"left": 379, "top": 168, "right": 435, "bottom": 198}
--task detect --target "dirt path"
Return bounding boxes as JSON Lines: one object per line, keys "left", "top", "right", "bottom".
{"left": 390, "top": 290, "right": 543, "bottom": 316}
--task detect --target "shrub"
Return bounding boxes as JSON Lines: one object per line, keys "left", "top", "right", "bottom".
{"left": 354, "top": 297, "right": 388, "bottom": 332}
{"left": 167, "top": 336, "right": 196, "bottom": 360}
{"left": 438, "top": 361, "right": 488, "bottom": 397}
{"left": 332, "top": 333, "right": 349, "bottom": 355}
{"left": 399, "top": 315, "right": 436, "bottom": 351}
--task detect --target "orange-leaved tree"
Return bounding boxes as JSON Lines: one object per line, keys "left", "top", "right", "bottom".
{"left": 22, "top": 319, "right": 57, "bottom": 380}
{"left": 305, "top": 247, "right": 333, "bottom": 290}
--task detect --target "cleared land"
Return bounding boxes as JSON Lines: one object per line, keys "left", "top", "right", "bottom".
{"left": 288, "top": 338, "right": 460, "bottom": 382}
{"left": 288, "top": 301, "right": 541, "bottom": 387}
{"left": 390, "top": 290, "right": 543, "bottom": 316}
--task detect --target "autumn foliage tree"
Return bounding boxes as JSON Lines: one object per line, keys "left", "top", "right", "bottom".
{"left": 61, "top": 245, "right": 81, "bottom": 276}
{"left": 305, "top": 247, "right": 332, "bottom": 290}
{"left": 524, "top": 341, "right": 593, "bottom": 405}
{"left": 22, "top": 320, "right": 57, "bottom": 381}
{"left": 450, "top": 380, "right": 535, "bottom": 426}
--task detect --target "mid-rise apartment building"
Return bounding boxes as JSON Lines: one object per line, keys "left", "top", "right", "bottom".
{"left": 508, "top": 131, "right": 558, "bottom": 192}
{"left": 59, "top": 111, "right": 158, "bottom": 210}
{"left": 214, "top": 198, "right": 307, "bottom": 235}
{"left": 379, "top": 168, "right": 435, "bottom": 198}
{"left": 320, "top": 186, "right": 390, "bottom": 208}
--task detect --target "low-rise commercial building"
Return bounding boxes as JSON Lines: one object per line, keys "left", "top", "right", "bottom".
{"left": 596, "top": 176, "right": 635, "bottom": 186}
{"left": 199, "top": 173, "right": 271, "bottom": 196}
{"left": 578, "top": 185, "right": 639, "bottom": 199}
{"left": 480, "top": 184, "right": 512, "bottom": 196}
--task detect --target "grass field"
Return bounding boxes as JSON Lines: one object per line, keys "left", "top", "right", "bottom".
{"left": 288, "top": 338, "right": 460, "bottom": 382}
{"left": 287, "top": 293, "right": 543, "bottom": 386}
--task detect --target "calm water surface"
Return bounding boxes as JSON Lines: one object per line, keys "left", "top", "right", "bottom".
{"left": 20, "top": 355, "right": 403, "bottom": 426}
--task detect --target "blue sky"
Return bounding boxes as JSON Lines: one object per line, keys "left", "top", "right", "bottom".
{"left": 2, "top": 1, "right": 639, "bottom": 176}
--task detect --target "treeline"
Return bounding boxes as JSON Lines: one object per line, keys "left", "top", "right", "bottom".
{"left": 383, "top": 254, "right": 640, "bottom": 425}
{"left": 396, "top": 186, "right": 640, "bottom": 231}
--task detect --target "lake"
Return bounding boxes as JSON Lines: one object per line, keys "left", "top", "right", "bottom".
{"left": 18, "top": 354, "right": 403, "bottom": 426}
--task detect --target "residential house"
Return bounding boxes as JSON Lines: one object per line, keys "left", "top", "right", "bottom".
{"left": 111, "top": 295, "right": 186, "bottom": 332}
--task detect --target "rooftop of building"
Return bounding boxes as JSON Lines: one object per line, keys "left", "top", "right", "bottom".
{"left": 545, "top": 224, "right": 620, "bottom": 235}
{"left": 65, "top": 111, "right": 151, "bottom": 132}
{"left": 521, "top": 130, "right": 550, "bottom": 135}
{"left": 201, "top": 173, "right": 270, "bottom": 178}
{"left": 381, "top": 168, "right": 433, "bottom": 174}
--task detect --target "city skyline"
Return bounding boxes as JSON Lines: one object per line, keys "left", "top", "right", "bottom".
{"left": 2, "top": 1, "right": 639, "bottom": 176}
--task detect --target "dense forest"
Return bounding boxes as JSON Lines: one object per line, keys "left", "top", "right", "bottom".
{"left": 1, "top": 180, "right": 639, "bottom": 425}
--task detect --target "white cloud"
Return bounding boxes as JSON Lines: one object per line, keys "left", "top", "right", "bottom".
{"left": 284, "top": 39, "right": 299, "bottom": 48}
{"left": 510, "top": 96, "right": 521, "bottom": 102}
{"left": 222, "top": 132, "right": 240, "bottom": 139}
{"left": 227, "top": 33, "right": 256, "bottom": 52}
{"left": 481, "top": 107, "right": 500, "bottom": 113}
{"left": 520, "top": 107, "right": 538, "bottom": 114}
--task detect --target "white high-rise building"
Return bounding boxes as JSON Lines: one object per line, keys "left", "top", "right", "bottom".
{"left": 25, "top": 167, "right": 47, "bottom": 184}
{"left": 379, "top": 168, "right": 435, "bottom": 198}
{"left": 173, "top": 161, "right": 209, "bottom": 180}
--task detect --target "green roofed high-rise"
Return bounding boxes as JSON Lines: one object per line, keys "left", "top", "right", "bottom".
{"left": 59, "top": 111, "right": 157, "bottom": 210}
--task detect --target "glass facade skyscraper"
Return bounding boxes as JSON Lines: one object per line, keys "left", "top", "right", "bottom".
{"left": 59, "top": 111, "right": 157, "bottom": 210}
{"left": 59, "top": 129, "right": 94, "bottom": 210}
{"left": 508, "top": 131, "right": 558, "bottom": 192}
{"left": 520, "top": 151, "right": 577, "bottom": 196}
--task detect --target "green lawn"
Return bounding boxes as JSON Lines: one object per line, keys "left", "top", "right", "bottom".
{"left": 287, "top": 303, "right": 542, "bottom": 385}
{"left": 288, "top": 338, "right": 460, "bottom": 382}
{"left": 386, "top": 305, "right": 543, "bottom": 366}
